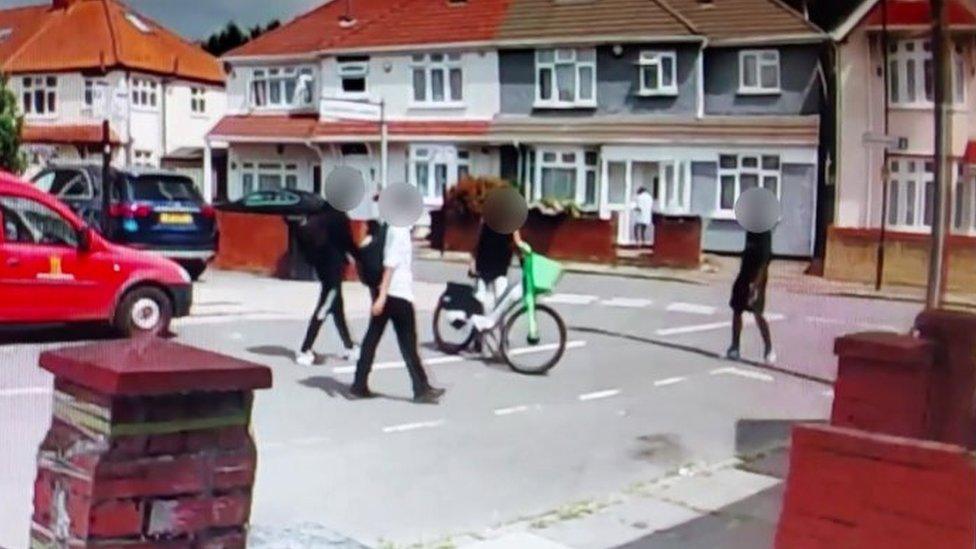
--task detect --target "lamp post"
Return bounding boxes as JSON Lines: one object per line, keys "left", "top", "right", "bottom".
{"left": 926, "top": 0, "right": 952, "bottom": 308}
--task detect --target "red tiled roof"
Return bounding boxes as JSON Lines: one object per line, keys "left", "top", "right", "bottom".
{"left": 208, "top": 115, "right": 491, "bottom": 141}
{"left": 865, "top": 0, "right": 976, "bottom": 27}
{"left": 0, "top": 0, "right": 223, "bottom": 84}
{"left": 22, "top": 123, "right": 123, "bottom": 145}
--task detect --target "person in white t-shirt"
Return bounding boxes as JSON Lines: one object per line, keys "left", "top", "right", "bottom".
{"left": 351, "top": 224, "right": 445, "bottom": 404}
{"left": 632, "top": 187, "right": 654, "bottom": 246}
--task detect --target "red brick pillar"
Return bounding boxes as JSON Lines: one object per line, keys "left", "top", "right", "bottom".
{"left": 29, "top": 338, "right": 272, "bottom": 548}
{"left": 915, "top": 309, "right": 976, "bottom": 449}
{"left": 831, "top": 331, "right": 936, "bottom": 438}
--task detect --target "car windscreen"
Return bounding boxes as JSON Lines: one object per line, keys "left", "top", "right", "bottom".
{"left": 126, "top": 175, "right": 202, "bottom": 203}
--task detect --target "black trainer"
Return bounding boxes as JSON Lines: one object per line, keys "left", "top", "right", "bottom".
{"left": 413, "top": 387, "right": 446, "bottom": 404}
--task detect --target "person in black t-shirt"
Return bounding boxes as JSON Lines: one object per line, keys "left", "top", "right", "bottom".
{"left": 470, "top": 223, "right": 523, "bottom": 314}
{"left": 726, "top": 230, "right": 775, "bottom": 365}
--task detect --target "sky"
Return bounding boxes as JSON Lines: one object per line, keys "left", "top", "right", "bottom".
{"left": 0, "top": 0, "right": 325, "bottom": 40}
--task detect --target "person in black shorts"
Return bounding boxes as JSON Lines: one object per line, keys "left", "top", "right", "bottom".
{"left": 470, "top": 223, "right": 523, "bottom": 313}
{"left": 726, "top": 230, "right": 775, "bottom": 365}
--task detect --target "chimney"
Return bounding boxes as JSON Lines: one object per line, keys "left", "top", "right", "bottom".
{"left": 52, "top": 0, "right": 81, "bottom": 9}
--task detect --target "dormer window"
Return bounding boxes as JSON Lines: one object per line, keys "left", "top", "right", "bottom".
{"left": 338, "top": 56, "right": 369, "bottom": 97}
{"left": 251, "top": 66, "right": 315, "bottom": 109}
{"left": 125, "top": 13, "right": 151, "bottom": 33}
{"left": 535, "top": 48, "right": 597, "bottom": 108}
{"left": 738, "top": 49, "right": 780, "bottom": 95}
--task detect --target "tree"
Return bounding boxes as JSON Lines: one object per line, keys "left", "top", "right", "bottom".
{"left": 203, "top": 19, "right": 281, "bottom": 57}
{"left": 0, "top": 75, "right": 26, "bottom": 175}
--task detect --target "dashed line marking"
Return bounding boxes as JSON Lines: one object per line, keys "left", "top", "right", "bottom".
{"left": 856, "top": 322, "right": 899, "bottom": 332}
{"left": 578, "top": 389, "right": 621, "bottom": 401}
{"left": 656, "top": 313, "right": 785, "bottom": 336}
{"left": 710, "top": 367, "right": 775, "bottom": 382}
{"left": 543, "top": 293, "right": 599, "bottom": 305}
{"left": 806, "top": 316, "right": 845, "bottom": 325}
{"left": 382, "top": 420, "right": 445, "bottom": 433}
{"left": 0, "top": 387, "right": 51, "bottom": 398}
{"left": 494, "top": 405, "right": 532, "bottom": 416}
{"left": 332, "top": 340, "right": 586, "bottom": 374}
{"left": 666, "top": 302, "right": 717, "bottom": 315}
{"left": 290, "top": 436, "right": 331, "bottom": 446}
{"left": 600, "top": 297, "right": 654, "bottom": 308}
{"left": 653, "top": 376, "right": 687, "bottom": 387}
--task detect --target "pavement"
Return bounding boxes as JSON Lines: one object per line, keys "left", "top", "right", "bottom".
{"left": 0, "top": 256, "right": 927, "bottom": 549}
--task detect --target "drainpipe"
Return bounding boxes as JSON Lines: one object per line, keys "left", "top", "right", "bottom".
{"left": 696, "top": 38, "right": 708, "bottom": 119}
{"left": 203, "top": 138, "right": 212, "bottom": 203}
{"left": 875, "top": 0, "right": 890, "bottom": 291}
{"left": 927, "top": 0, "right": 952, "bottom": 307}
{"left": 303, "top": 140, "right": 327, "bottom": 198}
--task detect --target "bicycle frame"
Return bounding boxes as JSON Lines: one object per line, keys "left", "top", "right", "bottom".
{"left": 471, "top": 244, "right": 543, "bottom": 341}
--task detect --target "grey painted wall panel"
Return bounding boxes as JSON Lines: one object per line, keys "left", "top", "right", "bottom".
{"left": 703, "top": 45, "right": 822, "bottom": 115}
{"left": 499, "top": 44, "right": 699, "bottom": 116}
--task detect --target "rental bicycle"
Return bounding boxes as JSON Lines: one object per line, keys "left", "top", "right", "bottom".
{"left": 432, "top": 243, "right": 567, "bottom": 375}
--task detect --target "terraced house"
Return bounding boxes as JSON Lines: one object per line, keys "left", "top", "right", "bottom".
{"left": 210, "top": 0, "right": 826, "bottom": 255}
{"left": 0, "top": 0, "right": 225, "bottom": 182}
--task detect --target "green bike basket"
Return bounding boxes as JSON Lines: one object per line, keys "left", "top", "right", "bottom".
{"left": 530, "top": 253, "right": 563, "bottom": 292}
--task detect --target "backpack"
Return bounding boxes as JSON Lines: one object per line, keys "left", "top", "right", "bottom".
{"left": 357, "top": 222, "right": 388, "bottom": 289}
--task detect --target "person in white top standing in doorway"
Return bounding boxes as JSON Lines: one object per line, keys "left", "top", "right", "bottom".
{"left": 351, "top": 184, "right": 445, "bottom": 404}
{"left": 632, "top": 187, "right": 654, "bottom": 247}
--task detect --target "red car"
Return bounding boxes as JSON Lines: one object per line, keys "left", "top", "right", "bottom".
{"left": 0, "top": 171, "right": 191, "bottom": 336}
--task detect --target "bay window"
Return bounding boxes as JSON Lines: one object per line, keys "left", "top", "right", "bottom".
{"left": 240, "top": 162, "right": 299, "bottom": 196}
{"left": 886, "top": 158, "right": 935, "bottom": 229}
{"left": 409, "top": 145, "right": 469, "bottom": 202}
{"left": 888, "top": 39, "right": 966, "bottom": 106}
{"left": 131, "top": 78, "right": 158, "bottom": 109}
{"left": 638, "top": 50, "right": 677, "bottom": 96}
{"left": 21, "top": 75, "right": 57, "bottom": 116}
{"left": 534, "top": 148, "right": 598, "bottom": 207}
{"left": 717, "top": 153, "right": 781, "bottom": 213}
{"left": 411, "top": 53, "right": 463, "bottom": 105}
{"left": 84, "top": 78, "right": 107, "bottom": 109}
{"left": 535, "top": 48, "right": 597, "bottom": 108}
{"left": 251, "top": 67, "right": 315, "bottom": 109}
{"left": 738, "top": 50, "right": 780, "bottom": 95}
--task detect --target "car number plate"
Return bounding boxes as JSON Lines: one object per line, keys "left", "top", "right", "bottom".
{"left": 160, "top": 213, "right": 193, "bottom": 224}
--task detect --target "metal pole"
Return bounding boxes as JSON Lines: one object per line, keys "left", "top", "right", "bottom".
{"left": 380, "top": 99, "right": 388, "bottom": 189}
{"left": 875, "top": 0, "right": 891, "bottom": 290}
{"left": 100, "top": 119, "right": 111, "bottom": 234}
{"left": 927, "top": 0, "right": 952, "bottom": 308}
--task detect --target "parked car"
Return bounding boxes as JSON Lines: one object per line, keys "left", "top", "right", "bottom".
{"left": 0, "top": 171, "right": 192, "bottom": 336}
{"left": 215, "top": 189, "right": 326, "bottom": 216}
{"left": 31, "top": 163, "right": 218, "bottom": 280}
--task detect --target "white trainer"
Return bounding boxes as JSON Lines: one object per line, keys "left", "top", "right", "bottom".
{"left": 764, "top": 350, "right": 778, "bottom": 365}
{"left": 295, "top": 351, "right": 315, "bottom": 366}
{"left": 343, "top": 345, "right": 361, "bottom": 362}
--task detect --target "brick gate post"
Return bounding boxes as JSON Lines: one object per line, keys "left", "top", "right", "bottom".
{"left": 29, "top": 338, "right": 272, "bottom": 548}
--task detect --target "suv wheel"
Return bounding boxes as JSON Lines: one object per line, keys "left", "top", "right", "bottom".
{"left": 114, "top": 286, "right": 173, "bottom": 337}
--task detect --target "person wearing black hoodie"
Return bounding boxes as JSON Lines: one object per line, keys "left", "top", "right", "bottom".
{"left": 294, "top": 203, "right": 361, "bottom": 365}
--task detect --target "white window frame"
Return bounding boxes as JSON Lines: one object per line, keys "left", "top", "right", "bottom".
{"left": 637, "top": 50, "right": 678, "bottom": 96}
{"left": 408, "top": 144, "right": 469, "bottom": 203}
{"left": 190, "top": 87, "right": 206, "bottom": 115}
{"left": 83, "top": 78, "right": 108, "bottom": 111}
{"left": 885, "top": 157, "right": 938, "bottom": 231}
{"left": 21, "top": 75, "right": 58, "bottom": 118}
{"left": 656, "top": 161, "right": 692, "bottom": 214}
{"left": 131, "top": 77, "right": 159, "bottom": 110}
{"left": 337, "top": 57, "right": 370, "bottom": 98}
{"left": 132, "top": 150, "right": 155, "bottom": 168}
{"left": 535, "top": 48, "right": 597, "bottom": 108}
{"left": 533, "top": 147, "right": 599, "bottom": 208}
{"left": 410, "top": 53, "right": 464, "bottom": 107}
{"left": 716, "top": 153, "right": 782, "bottom": 215}
{"left": 887, "top": 38, "right": 966, "bottom": 107}
{"left": 738, "top": 49, "right": 781, "bottom": 95}
{"left": 953, "top": 165, "right": 976, "bottom": 234}
{"left": 250, "top": 66, "right": 316, "bottom": 110}
{"left": 239, "top": 162, "right": 300, "bottom": 197}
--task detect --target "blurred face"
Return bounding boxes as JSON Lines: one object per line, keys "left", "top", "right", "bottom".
{"left": 734, "top": 187, "right": 781, "bottom": 233}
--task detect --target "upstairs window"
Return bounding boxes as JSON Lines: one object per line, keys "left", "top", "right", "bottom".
{"left": 718, "top": 153, "right": 781, "bottom": 213}
{"left": 21, "top": 75, "right": 57, "bottom": 116}
{"left": 251, "top": 67, "right": 315, "bottom": 109}
{"left": 190, "top": 87, "right": 206, "bottom": 114}
{"left": 337, "top": 56, "right": 369, "bottom": 97}
{"left": 888, "top": 39, "right": 966, "bottom": 106}
{"left": 536, "top": 48, "right": 597, "bottom": 107}
{"left": 411, "top": 53, "right": 463, "bottom": 105}
{"left": 638, "top": 50, "right": 677, "bottom": 96}
{"left": 84, "top": 78, "right": 107, "bottom": 109}
{"left": 131, "top": 78, "right": 158, "bottom": 109}
{"left": 738, "top": 49, "right": 780, "bottom": 95}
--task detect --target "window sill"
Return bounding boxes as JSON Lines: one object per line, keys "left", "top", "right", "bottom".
{"left": 635, "top": 89, "right": 678, "bottom": 98}
{"left": 24, "top": 113, "right": 59, "bottom": 121}
{"left": 736, "top": 88, "right": 781, "bottom": 96}
{"left": 889, "top": 103, "right": 968, "bottom": 113}
{"left": 408, "top": 101, "right": 467, "bottom": 110}
{"left": 532, "top": 102, "right": 598, "bottom": 110}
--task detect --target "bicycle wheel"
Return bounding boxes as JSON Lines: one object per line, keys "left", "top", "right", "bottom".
{"left": 500, "top": 303, "right": 567, "bottom": 375}
{"left": 433, "top": 301, "right": 476, "bottom": 354}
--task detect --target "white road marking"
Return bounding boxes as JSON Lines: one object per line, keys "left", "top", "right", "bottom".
{"left": 857, "top": 322, "right": 898, "bottom": 332}
{"left": 229, "top": 332, "right": 244, "bottom": 340}
{"left": 494, "top": 405, "right": 531, "bottom": 416}
{"left": 656, "top": 313, "right": 785, "bottom": 336}
{"left": 543, "top": 293, "right": 599, "bottom": 305}
{"left": 807, "top": 316, "right": 899, "bottom": 333}
{"left": 332, "top": 340, "right": 586, "bottom": 374}
{"left": 600, "top": 297, "right": 654, "bottom": 308}
{"left": 666, "top": 302, "right": 717, "bottom": 315}
{"left": 710, "top": 367, "right": 775, "bottom": 382}
{"left": 578, "top": 389, "right": 621, "bottom": 401}
{"left": 0, "top": 387, "right": 51, "bottom": 398}
{"left": 382, "top": 420, "right": 444, "bottom": 433}
{"left": 806, "top": 316, "right": 845, "bottom": 325}
{"left": 653, "top": 376, "right": 687, "bottom": 387}
{"left": 176, "top": 313, "right": 305, "bottom": 326}
{"left": 290, "top": 436, "right": 331, "bottom": 446}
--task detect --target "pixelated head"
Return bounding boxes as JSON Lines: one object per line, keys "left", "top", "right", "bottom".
{"left": 378, "top": 182, "right": 424, "bottom": 227}
{"left": 483, "top": 187, "right": 527, "bottom": 235}
{"left": 734, "top": 187, "right": 781, "bottom": 233}
{"left": 324, "top": 166, "right": 366, "bottom": 212}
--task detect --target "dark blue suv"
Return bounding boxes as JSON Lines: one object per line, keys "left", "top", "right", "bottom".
{"left": 31, "top": 164, "right": 218, "bottom": 280}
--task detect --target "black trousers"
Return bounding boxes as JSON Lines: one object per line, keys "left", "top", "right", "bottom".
{"left": 353, "top": 295, "right": 431, "bottom": 396}
{"left": 301, "top": 280, "right": 355, "bottom": 353}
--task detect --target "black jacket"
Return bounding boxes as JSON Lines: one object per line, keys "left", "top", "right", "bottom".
{"left": 296, "top": 204, "right": 360, "bottom": 283}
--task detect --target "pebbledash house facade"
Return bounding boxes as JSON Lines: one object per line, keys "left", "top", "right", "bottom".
{"left": 0, "top": 0, "right": 225, "bottom": 184}
{"left": 209, "top": 0, "right": 827, "bottom": 256}
{"left": 826, "top": 0, "right": 976, "bottom": 289}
